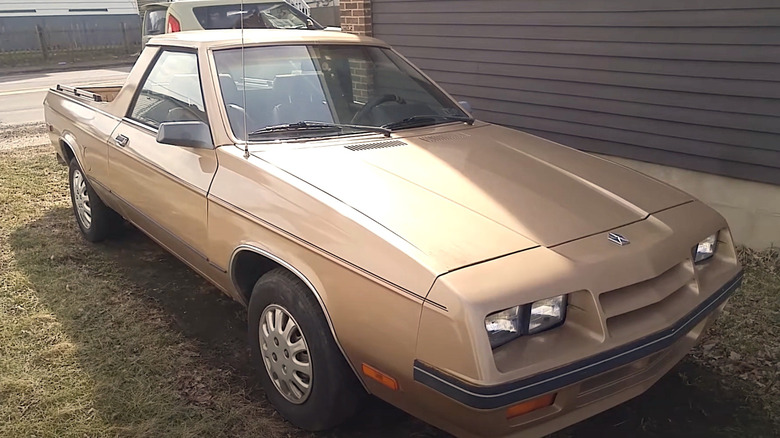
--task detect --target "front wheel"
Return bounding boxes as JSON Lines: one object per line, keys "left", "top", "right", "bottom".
{"left": 248, "top": 268, "right": 366, "bottom": 431}
{"left": 68, "top": 158, "right": 121, "bottom": 242}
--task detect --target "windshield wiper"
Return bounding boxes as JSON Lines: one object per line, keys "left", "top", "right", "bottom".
{"left": 381, "top": 114, "right": 475, "bottom": 131}
{"left": 248, "top": 121, "right": 390, "bottom": 138}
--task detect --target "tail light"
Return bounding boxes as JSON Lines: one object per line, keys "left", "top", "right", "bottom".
{"left": 166, "top": 14, "right": 181, "bottom": 33}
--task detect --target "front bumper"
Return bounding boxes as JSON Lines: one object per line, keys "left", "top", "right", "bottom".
{"left": 410, "top": 270, "right": 742, "bottom": 438}
{"left": 414, "top": 270, "right": 742, "bottom": 410}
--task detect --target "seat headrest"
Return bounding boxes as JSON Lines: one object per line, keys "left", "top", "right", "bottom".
{"left": 218, "top": 73, "right": 241, "bottom": 105}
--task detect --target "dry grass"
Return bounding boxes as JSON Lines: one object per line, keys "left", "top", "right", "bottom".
{"left": 0, "top": 140, "right": 777, "bottom": 438}
{"left": 0, "top": 146, "right": 290, "bottom": 437}
{"left": 0, "top": 51, "right": 138, "bottom": 72}
{"left": 0, "top": 142, "right": 440, "bottom": 438}
{"left": 0, "top": 123, "right": 49, "bottom": 151}
{"left": 687, "top": 247, "right": 780, "bottom": 424}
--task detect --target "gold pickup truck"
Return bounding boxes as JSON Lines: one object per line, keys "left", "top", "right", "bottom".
{"left": 43, "top": 30, "right": 743, "bottom": 438}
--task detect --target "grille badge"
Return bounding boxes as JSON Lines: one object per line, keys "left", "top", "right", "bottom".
{"left": 608, "top": 232, "right": 630, "bottom": 246}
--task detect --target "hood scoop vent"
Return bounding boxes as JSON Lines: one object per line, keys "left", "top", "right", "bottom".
{"left": 419, "top": 132, "right": 471, "bottom": 143}
{"left": 345, "top": 139, "right": 406, "bottom": 152}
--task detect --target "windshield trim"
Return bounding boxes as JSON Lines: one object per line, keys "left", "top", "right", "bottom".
{"left": 248, "top": 121, "right": 391, "bottom": 138}
{"left": 243, "top": 129, "right": 392, "bottom": 145}
{"left": 381, "top": 115, "right": 475, "bottom": 131}
{"left": 242, "top": 120, "right": 476, "bottom": 145}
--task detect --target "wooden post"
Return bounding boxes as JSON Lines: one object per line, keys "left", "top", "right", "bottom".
{"left": 36, "top": 25, "right": 48, "bottom": 60}
{"left": 72, "top": 23, "right": 80, "bottom": 50}
{"left": 121, "top": 22, "right": 131, "bottom": 54}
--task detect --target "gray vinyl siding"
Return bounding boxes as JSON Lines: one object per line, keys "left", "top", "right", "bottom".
{"left": 372, "top": 0, "right": 780, "bottom": 185}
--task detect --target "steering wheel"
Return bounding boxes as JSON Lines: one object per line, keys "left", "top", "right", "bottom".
{"left": 351, "top": 94, "right": 405, "bottom": 124}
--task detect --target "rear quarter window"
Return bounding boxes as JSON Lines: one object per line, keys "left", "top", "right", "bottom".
{"left": 144, "top": 9, "right": 167, "bottom": 36}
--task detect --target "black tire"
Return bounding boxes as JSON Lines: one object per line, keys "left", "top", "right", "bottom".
{"left": 248, "top": 268, "right": 366, "bottom": 431}
{"left": 68, "top": 158, "right": 121, "bottom": 242}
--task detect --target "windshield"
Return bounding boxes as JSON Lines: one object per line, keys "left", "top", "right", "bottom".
{"left": 193, "top": 3, "right": 320, "bottom": 30}
{"left": 213, "top": 45, "right": 469, "bottom": 140}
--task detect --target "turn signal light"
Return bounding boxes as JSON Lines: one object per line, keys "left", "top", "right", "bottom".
{"left": 361, "top": 363, "right": 399, "bottom": 391}
{"left": 506, "top": 393, "right": 556, "bottom": 419}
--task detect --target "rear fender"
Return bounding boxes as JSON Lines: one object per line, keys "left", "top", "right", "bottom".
{"left": 58, "top": 131, "right": 84, "bottom": 167}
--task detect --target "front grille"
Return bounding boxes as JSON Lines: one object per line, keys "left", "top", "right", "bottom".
{"left": 600, "top": 260, "right": 698, "bottom": 340}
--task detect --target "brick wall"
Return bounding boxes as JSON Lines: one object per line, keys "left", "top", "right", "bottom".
{"left": 349, "top": 60, "right": 373, "bottom": 102}
{"left": 340, "top": 0, "right": 372, "bottom": 35}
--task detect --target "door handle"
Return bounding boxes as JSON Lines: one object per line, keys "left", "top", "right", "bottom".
{"left": 114, "top": 134, "right": 129, "bottom": 147}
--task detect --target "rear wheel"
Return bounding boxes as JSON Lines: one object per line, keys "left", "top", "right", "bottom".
{"left": 68, "top": 158, "right": 121, "bottom": 242}
{"left": 248, "top": 268, "right": 366, "bottom": 431}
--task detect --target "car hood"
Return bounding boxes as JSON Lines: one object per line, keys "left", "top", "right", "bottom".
{"left": 254, "top": 123, "right": 691, "bottom": 271}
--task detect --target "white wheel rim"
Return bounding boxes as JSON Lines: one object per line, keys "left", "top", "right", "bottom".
{"left": 72, "top": 169, "right": 92, "bottom": 229}
{"left": 259, "top": 304, "right": 312, "bottom": 404}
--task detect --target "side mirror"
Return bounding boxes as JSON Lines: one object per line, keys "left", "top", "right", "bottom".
{"left": 157, "top": 121, "right": 213, "bottom": 149}
{"left": 458, "top": 100, "right": 473, "bottom": 114}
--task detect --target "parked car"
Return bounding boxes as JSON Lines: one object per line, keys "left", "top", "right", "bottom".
{"left": 141, "top": 0, "right": 330, "bottom": 46}
{"left": 43, "top": 30, "right": 743, "bottom": 438}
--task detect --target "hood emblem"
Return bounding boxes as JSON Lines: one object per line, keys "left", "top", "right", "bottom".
{"left": 608, "top": 232, "right": 630, "bottom": 246}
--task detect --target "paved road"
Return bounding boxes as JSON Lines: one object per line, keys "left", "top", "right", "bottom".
{"left": 0, "top": 67, "right": 131, "bottom": 125}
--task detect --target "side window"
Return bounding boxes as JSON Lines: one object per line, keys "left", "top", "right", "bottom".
{"left": 130, "top": 50, "right": 206, "bottom": 130}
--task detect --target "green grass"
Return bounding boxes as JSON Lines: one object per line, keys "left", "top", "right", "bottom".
{"left": 0, "top": 143, "right": 777, "bottom": 437}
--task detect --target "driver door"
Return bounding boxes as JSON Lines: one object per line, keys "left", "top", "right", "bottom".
{"left": 108, "top": 49, "right": 218, "bottom": 269}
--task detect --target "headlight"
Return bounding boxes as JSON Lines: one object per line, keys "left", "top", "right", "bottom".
{"left": 485, "top": 295, "right": 567, "bottom": 349}
{"left": 528, "top": 295, "right": 567, "bottom": 334}
{"left": 693, "top": 233, "right": 718, "bottom": 263}
{"left": 484, "top": 306, "right": 522, "bottom": 349}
